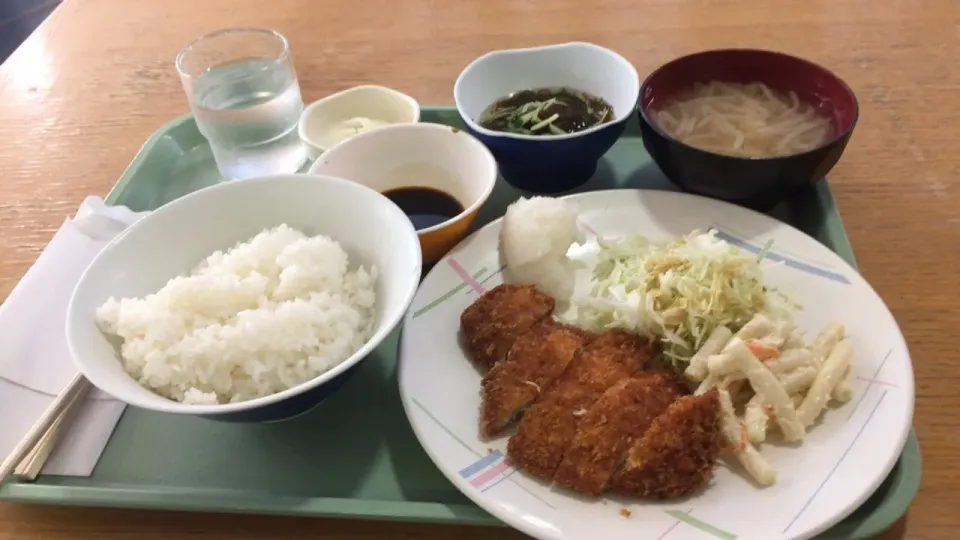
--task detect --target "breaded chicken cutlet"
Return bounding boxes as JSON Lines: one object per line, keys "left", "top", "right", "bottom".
{"left": 460, "top": 284, "right": 555, "bottom": 371}
{"left": 507, "top": 330, "right": 654, "bottom": 480}
{"left": 609, "top": 388, "right": 723, "bottom": 499}
{"left": 480, "top": 319, "right": 594, "bottom": 438}
{"left": 552, "top": 371, "right": 686, "bottom": 495}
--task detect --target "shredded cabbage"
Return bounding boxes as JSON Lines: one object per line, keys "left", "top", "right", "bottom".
{"left": 561, "top": 229, "right": 795, "bottom": 367}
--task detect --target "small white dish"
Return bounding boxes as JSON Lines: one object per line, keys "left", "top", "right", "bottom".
{"left": 298, "top": 85, "right": 420, "bottom": 159}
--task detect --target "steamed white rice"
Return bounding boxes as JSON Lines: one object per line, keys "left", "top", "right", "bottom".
{"left": 95, "top": 224, "right": 378, "bottom": 405}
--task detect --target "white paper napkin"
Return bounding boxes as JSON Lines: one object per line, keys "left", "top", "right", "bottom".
{"left": 0, "top": 196, "right": 149, "bottom": 476}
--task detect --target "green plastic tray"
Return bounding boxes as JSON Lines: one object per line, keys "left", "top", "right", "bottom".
{"left": 0, "top": 107, "right": 921, "bottom": 538}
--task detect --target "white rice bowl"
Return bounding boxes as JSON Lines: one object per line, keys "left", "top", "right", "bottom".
{"left": 95, "top": 224, "right": 378, "bottom": 405}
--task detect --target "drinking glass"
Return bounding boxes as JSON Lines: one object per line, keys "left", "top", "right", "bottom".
{"left": 176, "top": 28, "right": 307, "bottom": 180}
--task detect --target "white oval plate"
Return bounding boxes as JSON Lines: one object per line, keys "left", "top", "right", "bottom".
{"left": 398, "top": 190, "right": 914, "bottom": 540}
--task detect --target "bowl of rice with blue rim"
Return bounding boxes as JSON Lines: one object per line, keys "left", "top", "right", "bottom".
{"left": 66, "top": 174, "right": 422, "bottom": 422}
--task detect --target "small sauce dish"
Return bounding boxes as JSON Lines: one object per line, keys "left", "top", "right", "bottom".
{"left": 298, "top": 85, "right": 420, "bottom": 159}
{"left": 307, "top": 123, "right": 497, "bottom": 263}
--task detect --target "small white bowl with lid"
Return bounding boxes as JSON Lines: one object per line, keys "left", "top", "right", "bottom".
{"left": 298, "top": 85, "right": 421, "bottom": 159}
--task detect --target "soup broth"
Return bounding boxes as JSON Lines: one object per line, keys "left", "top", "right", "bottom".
{"left": 653, "top": 81, "right": 833, "bottom": 158}
{"left": 478, "top": 87, "right": 614, "bottom": 136}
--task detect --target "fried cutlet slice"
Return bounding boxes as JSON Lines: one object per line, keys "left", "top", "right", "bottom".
{"left": 609, "top": 388, "right": 723, "bottom": 499}
{"left": 588, "top": 328, "right": 645, "bottom": 349}
{"left": 460, "top": 284, "right": 555, "bottom": 371}
{"left": 480, "top": 320, "right": 593, "bottom": 438}
{"left": 507, "top": 330, "right": 653, "bottom": 480}
{"left": 552, "top": 371, "right": 686, "bottom": 495}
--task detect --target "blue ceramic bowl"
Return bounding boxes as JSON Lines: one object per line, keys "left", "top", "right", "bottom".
{"left": 454, "top": 42, "right": 640, "bottom": 193}
{"left": 67, "top": 174, "right": 422, "bottom": 423}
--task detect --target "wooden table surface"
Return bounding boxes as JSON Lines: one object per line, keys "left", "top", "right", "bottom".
{"left": 1, "top": 0, "right": 957, "bottom": 538}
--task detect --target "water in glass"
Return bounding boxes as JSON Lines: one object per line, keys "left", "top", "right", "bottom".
{"left": 190, "top": 58, "right": 306, "bottom": 179}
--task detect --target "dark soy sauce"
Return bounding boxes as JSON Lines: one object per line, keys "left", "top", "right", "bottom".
{"left": 383, "top": 187, "right": 465, "bottom": 230}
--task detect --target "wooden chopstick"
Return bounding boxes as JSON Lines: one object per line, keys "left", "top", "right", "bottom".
{"left": 13, "top": 378, "right": 92, "bottom": 480}
{"left": 0, "top": 374, "right": 91, "bottom": 484}
{"left": 13, "top": 429, "right": 49, "bottom": 478}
